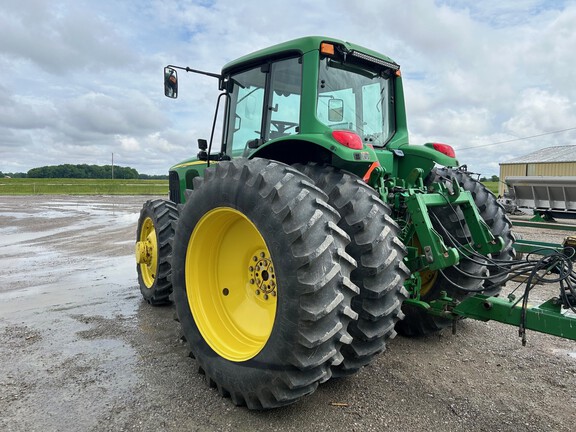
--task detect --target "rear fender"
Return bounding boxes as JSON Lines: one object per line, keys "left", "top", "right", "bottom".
{"left": 250, "top": 133, "right": 379, "bottom": 179}
{"left": 395, "top": 143, "right": 459, "bottom": 181}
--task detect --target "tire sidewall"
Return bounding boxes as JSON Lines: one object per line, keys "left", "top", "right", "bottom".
{"left": 172, "top": 160, "right": 334, "bottom": 395}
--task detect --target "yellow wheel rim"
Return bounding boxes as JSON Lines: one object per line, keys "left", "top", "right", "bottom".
{"left": 419, "top": 268, "right": 439, "bottom": 296}
{"left": 186, "top": 207, "right": 277, "bottom": 362}
{"left": 136, "top": 217, "right": 158, "bottom": 289}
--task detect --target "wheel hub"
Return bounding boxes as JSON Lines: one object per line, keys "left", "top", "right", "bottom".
{"left": 135, "top": 235, "right": 154, "bottom": 265}
{"left": 249, "top": 250, "right": 276, "bottom": 300}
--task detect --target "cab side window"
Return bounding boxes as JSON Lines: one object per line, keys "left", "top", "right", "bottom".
{"left": 226, "top": 57, "right": 302, "bottom": 157}
{"left": 227, "top": 67, "right": 266, "bottom": 156}
{"left": 266, "top": 57, "right": 302, "bottom": 140}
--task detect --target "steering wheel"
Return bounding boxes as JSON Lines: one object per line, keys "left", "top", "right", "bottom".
{"left": 270, "top": 120, "right": 298, "bottom": 135}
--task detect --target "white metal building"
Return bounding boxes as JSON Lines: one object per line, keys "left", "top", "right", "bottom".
{"left": 498, "top": 145, "right": 576, "bottom": 196}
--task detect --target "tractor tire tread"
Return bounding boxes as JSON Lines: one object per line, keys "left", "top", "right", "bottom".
{"left": 136, "top": 198, "right": 179, "bottom": 305}
{"left": 294, "top": 163, "right": 408, "bottom": 376}
{"left": 172, "top": 158, "right": 358, "bottom": 409}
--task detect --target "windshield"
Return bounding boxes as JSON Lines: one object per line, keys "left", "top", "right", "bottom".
{"left": 317, "top": 57, "right": 394, "bottom": 147}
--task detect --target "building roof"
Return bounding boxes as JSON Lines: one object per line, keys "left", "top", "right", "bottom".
{"left": 500, "top": 145, "right": 576, "bottom": 165}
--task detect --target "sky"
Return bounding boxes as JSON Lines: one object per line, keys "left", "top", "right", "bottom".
{"left": 1, "top": 0, "right": 575, "bottom": 176}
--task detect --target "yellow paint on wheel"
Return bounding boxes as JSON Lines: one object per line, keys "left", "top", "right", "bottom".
{"left": 419, "top": 268, "right": 438, "bottom": 296}
{"left": 411, "top": 235, "right": 438, "bottom": 296}
{"left": 137, "top": 217, "right": 158, "bottom": 289}
{"left": 186, "top": 207, "right": 277, "bottom": 362}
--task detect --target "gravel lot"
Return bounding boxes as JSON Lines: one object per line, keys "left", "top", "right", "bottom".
{"left": 0, "top": 195, "right": 575, "bottom": 432}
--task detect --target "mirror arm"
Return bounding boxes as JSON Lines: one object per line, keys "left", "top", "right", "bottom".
{"left": 167, "top": 65, "right": 222, "bottom": 80}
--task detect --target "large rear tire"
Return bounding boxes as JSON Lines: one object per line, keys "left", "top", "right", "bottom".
{"left": 397, "top": 169, "right": 489, "bottom": 336}
{"left": 397, "top": 168, "right": 516, "bottom": 336}
{"left": 440, "top": 168, "right": 516, "bottom": 295}
{"left": 135, "top": 199, "right": 178, "bottom": 305}
{"left": 295, "top": 164, "right": 409, "bottom": 376}
{"left": 171, "top": 158, "right": 358, "bottom": 409}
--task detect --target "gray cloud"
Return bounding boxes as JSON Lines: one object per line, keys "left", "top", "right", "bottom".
{"left": 0, "top": 0, "right": 136, "bottom": 74}
{"left": 0, "top": 0, "right": 574, "bottom": 176}
{"left": 61, "top": 92, "right": 168, "bottom": 137}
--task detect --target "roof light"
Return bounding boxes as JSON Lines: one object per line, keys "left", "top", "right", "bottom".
{"left": 429, "top": 142, "right": 456, "bottom": 158}
{"left": 320, "top": 43, "right": 335, "bottom": 56}
{"left": 349, "top": 50, "right": 400, "bottom": 71}
{"left": 332, "top": 130, "right": 363, "bottom": 150}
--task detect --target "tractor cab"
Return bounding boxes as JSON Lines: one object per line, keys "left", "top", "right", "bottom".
{"left": 166, "top": 38, "right": 406, "bottom": 175}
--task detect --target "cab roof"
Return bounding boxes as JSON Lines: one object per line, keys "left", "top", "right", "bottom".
{"left": 221, "top": 36, "right": 398, "bottom": 75}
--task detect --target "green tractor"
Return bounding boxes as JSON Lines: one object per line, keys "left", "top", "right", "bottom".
{"left": 136, "top": 36, "right": 576, "bottom": 409}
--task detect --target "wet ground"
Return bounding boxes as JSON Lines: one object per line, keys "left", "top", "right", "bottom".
{"left": 1, "top": 195, "right": 575, "bottom": 432}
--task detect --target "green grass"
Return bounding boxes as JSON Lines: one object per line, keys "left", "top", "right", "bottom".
{"left": 482, "top": 181, "right": 499, "bottom": 195}
{"left": 0, "top": 178, "right": 169, "bottom": 195}
{"left": 0, "top": 177, "right": 500, "bottom": 197}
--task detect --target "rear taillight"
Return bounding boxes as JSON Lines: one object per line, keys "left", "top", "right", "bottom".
{"left": 332, "top": 131, "right": 363, "bottom": 150}
{"left": 431, "top": 142, "right": 456, "bottom": 158}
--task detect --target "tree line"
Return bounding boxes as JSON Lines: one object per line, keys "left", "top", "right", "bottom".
{"left": 1, "top": 164, "right": 168, "bottom": 180}
{"left": 27, "top": 164, "right": 138, "bottom": 179}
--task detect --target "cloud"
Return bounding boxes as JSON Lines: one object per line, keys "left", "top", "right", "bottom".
{"left": 504, "top": 88, "right": 576, "bottom": 136}
{"left": 117, "top": 136, "right": 141, "bottom": 152}
{"left": 0, "top": 0, "right": 574, "bottom": 176}
{"left": 0, "top": 0, "right": 136, "bottom": 74}
{"left": 62, "top": 92, "right": 167, "bottom": 137}
{"left": 0, "top": 87, "right": 58, "bottom": 130}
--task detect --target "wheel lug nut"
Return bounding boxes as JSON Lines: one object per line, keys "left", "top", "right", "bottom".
{"left": 249, "top": 266, "right": 254, "bottom": 272}
{"left": 263, "top": 294, "right": 268, "bottom": 300}
{"left": 250, "top": 279, "right": 255, "bottom": 284}
{"left": 255, "top": 290, "right": 260, "bottom": 295}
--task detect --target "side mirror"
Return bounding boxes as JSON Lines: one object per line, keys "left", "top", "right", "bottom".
{"left": 328, "top": 98, "right": 344, "bottom": 122}
{"left": 164, "top": 67, "right": 178, "bottom": 98}
{"left": 198, "top": 139, "right": 208, "bottom": 150}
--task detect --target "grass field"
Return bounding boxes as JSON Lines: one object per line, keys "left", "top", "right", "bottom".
{"left": 0, "top": 178, "right": 168, "bottom": 195}
{"left": 0, "top": 177, "right": 499, "bottom": 196}
{"left": 482, "top": 181, "right": 499, "bottom": 195}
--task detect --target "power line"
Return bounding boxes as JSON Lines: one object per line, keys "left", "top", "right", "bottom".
{"left": 458, "top": 127, "right": 576, "bottom": 151}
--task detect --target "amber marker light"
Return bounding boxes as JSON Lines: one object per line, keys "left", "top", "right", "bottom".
{"left": 320, "top": 42, "right": 335, "bottom": 55}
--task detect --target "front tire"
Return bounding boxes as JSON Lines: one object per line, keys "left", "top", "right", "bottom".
{"left": 172, "top": 158, "right": 358, "bottom": 409}
{"left": 135, "top": 199, "right": 178, "bottom": 305}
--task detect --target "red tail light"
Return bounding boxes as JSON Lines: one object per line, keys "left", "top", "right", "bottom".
{"left": 332, "top": 131, "right": 363, "bottom": 150}
{"left": 431, "top": 142, "right": 456, "bottom": 158}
